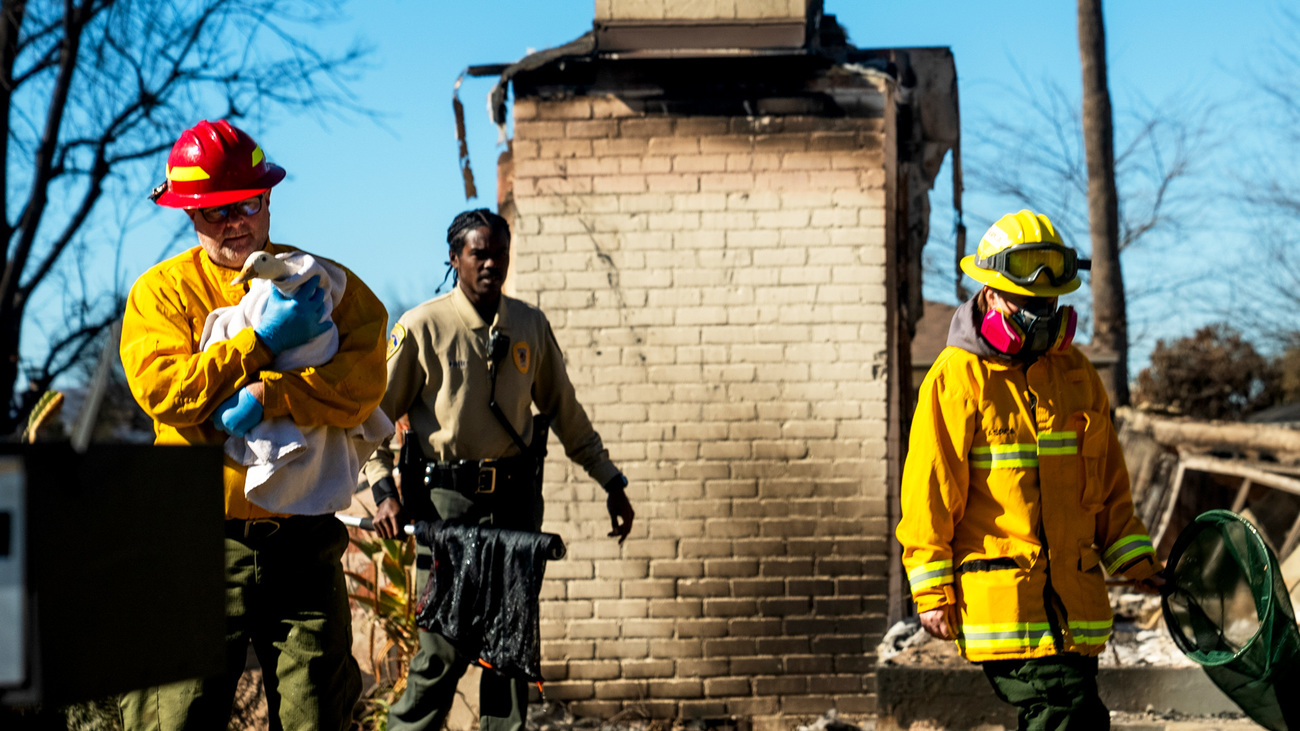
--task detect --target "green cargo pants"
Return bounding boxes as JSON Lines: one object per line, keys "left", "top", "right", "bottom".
{"left": 386, "top": 626, "right": 529, "bottom": 731}
{"left": 120, "top": 515, "right": 361, "bottom": 731}
{"left": 387, "top": 487, "right": 537, "bottom": 731}
{"left": 982, "top": 653, "right": 1109, "bottom": 731}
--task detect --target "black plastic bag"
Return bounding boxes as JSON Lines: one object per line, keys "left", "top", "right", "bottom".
{"left": 413, "top": 522, "right": 565, "bottom": 681}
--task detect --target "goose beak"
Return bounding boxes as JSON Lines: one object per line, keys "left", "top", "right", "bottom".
{"left": 230, "top": 268, "right": 254, "bottom": 286}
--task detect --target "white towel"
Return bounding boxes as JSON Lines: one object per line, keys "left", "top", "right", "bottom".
{"left": 200, "top": 251, "right": 393, "bottom": 515}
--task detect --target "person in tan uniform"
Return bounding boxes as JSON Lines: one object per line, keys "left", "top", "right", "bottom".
{"left": 119, "top": 120, "right": 386, "bottom": 729}
{"left": 365, "top": 208, "right": 634, "bottom": 731}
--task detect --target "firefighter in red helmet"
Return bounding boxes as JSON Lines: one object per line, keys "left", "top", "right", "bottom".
{"left": 119, "top": 120, "right": 388, "bottom": 729}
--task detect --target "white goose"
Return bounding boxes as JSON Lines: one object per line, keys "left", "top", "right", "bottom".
{"left": 230, "top": 251, "right": 294, "bottom": 285}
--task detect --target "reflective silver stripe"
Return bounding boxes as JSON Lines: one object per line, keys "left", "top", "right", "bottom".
{"left": 1103, "top": 534, "right": 1155, "bottom": 574}
{"left": 1069, "top": 620, "right": 1112, "bottom": 644}
{"left": 1037, "top": 431, "right": 1078, "bottom": 455}
{"left": 957, "top": 623, "right": 1056, "bottom": 650}
{"left": 908, "top": 567, "right": 953, "bottom": 590}
{"left": 971, "top": 443, "right": 1039, "bottom": 469}
{"left": 907, "top": 559, "right": 954, "bottom": 591}
{"left": 909, "top": 567, "right": 951, "bottom": 583}
{"left": 961, "top": 628, "right": 1053, "bottom": 641}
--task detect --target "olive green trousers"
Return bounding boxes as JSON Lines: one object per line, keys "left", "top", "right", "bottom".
{"left": 120, "top": 516, "right": 361, "bottom": 731}
{"left": 982, "top": 654, "right": 1109, "bottom": 731}
{"left": 386, "top": 622, "right": 529, "bottom": 731}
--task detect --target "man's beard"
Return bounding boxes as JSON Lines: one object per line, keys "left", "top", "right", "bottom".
{"left": 213, "top": 236, "right": 266, "bottom": 267}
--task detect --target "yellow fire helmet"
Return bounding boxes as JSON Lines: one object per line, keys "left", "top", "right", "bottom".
{"left": 959, "top": 210, "right": 1087, "bottom": 297}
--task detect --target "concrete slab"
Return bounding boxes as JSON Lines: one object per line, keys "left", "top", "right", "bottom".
{"left": 877, "top": 665, "right": 1248, "bottom": 731}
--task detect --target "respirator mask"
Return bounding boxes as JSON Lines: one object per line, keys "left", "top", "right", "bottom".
{"left": 980, "top": 298, "right": 1077, "bottom": 357}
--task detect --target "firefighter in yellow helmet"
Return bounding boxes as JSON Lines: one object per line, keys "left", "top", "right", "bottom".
{"left": 118, "top": 120, "right": 388, "bottom": 729}
{"left": 897, "top": 210, "right": 1163, "bottom": 730}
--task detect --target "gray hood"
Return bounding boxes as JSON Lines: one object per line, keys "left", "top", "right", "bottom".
{"left": 947, "top": 297, "right": 1010, "bottom": 361}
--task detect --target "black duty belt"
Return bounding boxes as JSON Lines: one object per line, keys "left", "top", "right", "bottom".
{"left": 423, "top": 455, "right": 535, "bottom": 498}
{"left": 225, "top": 514, "right": 335, "bottom": 541}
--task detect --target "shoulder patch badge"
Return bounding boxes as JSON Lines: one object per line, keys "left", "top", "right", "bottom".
{"left": 512, "top": 341, "right": 530, "bottom": 374}
{"left": 386, "top": 323, "right": 406, "bottom": 361}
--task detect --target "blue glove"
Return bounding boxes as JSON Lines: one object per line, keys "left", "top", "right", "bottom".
{"left": 212, "top": 387, "right": 264, "bottom": 437}
{"left": 254, "top": 275, "right": 331, "bottom": 355}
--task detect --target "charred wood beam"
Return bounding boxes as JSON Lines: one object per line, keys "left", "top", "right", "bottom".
{"left": 1231, "top": 479, "right": 1253, "bottom": 513}
{"left": 1119, "top": 407, "right": 1300, "bottom": 455}
{"left": 1281, "top": 510, "right": 1300, "bottom": 560}
{"left": 1175, "top": 455, "right": 1300, "bottom": 497}
{"left": 1152, "top": 460, "right": 1187, "bottom": 553}
{"left": 1150, "top": 456, "right": 1300, "bottom": 554}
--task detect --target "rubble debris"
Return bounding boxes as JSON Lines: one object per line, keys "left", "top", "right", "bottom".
{"left": 875, "top": 617, "right": 965, "bottom": 668}
{"left": 1109, "top": 708, "right": 1255, "bottom": 728}
{"left": 795, "top": 709, "right": 870, "bottom": 731}
{"left": 528, "top": 701, "right": 603, "bottom": 731}
{"left": 1117, "top": 405, "right": 1300, "bottom": 578}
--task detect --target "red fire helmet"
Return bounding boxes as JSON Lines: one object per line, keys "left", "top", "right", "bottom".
{"left": 152, "top": 120, "right": 286, "bottom": 209}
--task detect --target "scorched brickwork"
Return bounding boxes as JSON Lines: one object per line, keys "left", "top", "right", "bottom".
{"left": 504, "top": 90, "right": 895, "bottom": 726}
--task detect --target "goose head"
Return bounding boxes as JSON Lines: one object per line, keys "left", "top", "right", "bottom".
{"left": 230, "top": 251, "right": 292, "bottom": 285}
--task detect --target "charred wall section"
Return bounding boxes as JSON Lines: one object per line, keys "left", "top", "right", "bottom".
{"left": 495, "top": 45, "right": 955, "bottom": 727}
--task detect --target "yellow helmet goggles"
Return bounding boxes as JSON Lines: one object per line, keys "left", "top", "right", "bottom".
{"left": 975, "top": 242, "right": 1089, "bottom": 288}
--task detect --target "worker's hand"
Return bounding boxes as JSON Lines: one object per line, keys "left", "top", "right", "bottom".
{"left": 1133, "top": 572, "right": 1168, "bottom": 596}
{"left": 212, "top": 386, "right": 264, "bottom": 437}
{"left": 919, "top": 607, "right": 955, "bottom": 641}
{"left": 373, "top": 497, "right": 404, "bottom": 539}
{"left": 255, "top": 275, "right": 330, "bottom": 355}
{"left": 605, "top": 484, "right": 635, "bottom": 544}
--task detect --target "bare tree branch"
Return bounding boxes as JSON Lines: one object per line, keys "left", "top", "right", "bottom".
{"left": 34, "top": 311, "right": 117, "bottom": 386}
{"left": 958, "top": 66, "right": 1213, "bottom": 360}
{"left": 0, "top": 0, "right": 369, "bottom": 431}
{"left": 1, "top": 0, "right": 92, "bottom": 326}
{"left": 1230, "top": 8, "right": 1300, "bottom": 354}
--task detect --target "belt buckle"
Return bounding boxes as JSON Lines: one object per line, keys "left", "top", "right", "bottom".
{"left": 244, "top": 518, "right": 281, "bottom": 539}
{"left": 476, "top": 466, "right": 496, "bottom": 494}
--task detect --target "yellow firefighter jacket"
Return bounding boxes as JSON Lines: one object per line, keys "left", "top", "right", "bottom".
{"left": 120, "top": 242, "right": 388, "bottom": 520}
{"left": 897, "top": 299, "right": 1158, "bottom": 662}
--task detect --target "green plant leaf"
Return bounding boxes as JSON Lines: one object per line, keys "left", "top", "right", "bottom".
{"left": 380, "top": 557, "right": 408, "bottom": 589}
{"left": 349, "top": 537, "right": 383, "bottom": 558}
{"left": 343, "top": 570, "right": 377, "bottom": 593}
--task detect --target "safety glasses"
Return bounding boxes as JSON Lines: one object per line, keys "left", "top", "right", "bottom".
{"left": 198, "top": 195, "right": 263, "bottom": 224}
{"left": 977, "top": 242, "right": 1089, "bottom": 287}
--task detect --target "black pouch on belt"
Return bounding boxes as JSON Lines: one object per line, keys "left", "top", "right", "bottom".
{"left": 399, "top": 427, "right": 437, "bottom": 521}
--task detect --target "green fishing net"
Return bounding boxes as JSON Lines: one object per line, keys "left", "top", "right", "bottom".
{"left": 1163, "top": 509, "right": 1300, "bottom": 730}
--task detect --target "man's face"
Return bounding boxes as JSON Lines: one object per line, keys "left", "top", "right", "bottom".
{"left": 451, "top": 225, "right": 509, "bottom": 304}
{"left": 187, "top": 192, "right": 271, "bottom": 269}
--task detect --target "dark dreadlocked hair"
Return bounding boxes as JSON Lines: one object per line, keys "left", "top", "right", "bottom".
{"left": 439, "top": 208, "right": 510, "bottom": 291}
{"left": 447, "top": 208, "right": 510, "bottom": 255}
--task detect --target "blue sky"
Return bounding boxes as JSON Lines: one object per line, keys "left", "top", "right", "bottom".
{"left": 33, "top": 0, "right": 1293, "bottom": 377}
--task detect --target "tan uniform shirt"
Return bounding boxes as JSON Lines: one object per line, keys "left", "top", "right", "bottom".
{"left": 363, "top": 286, "right": 619, "bottom": 488}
